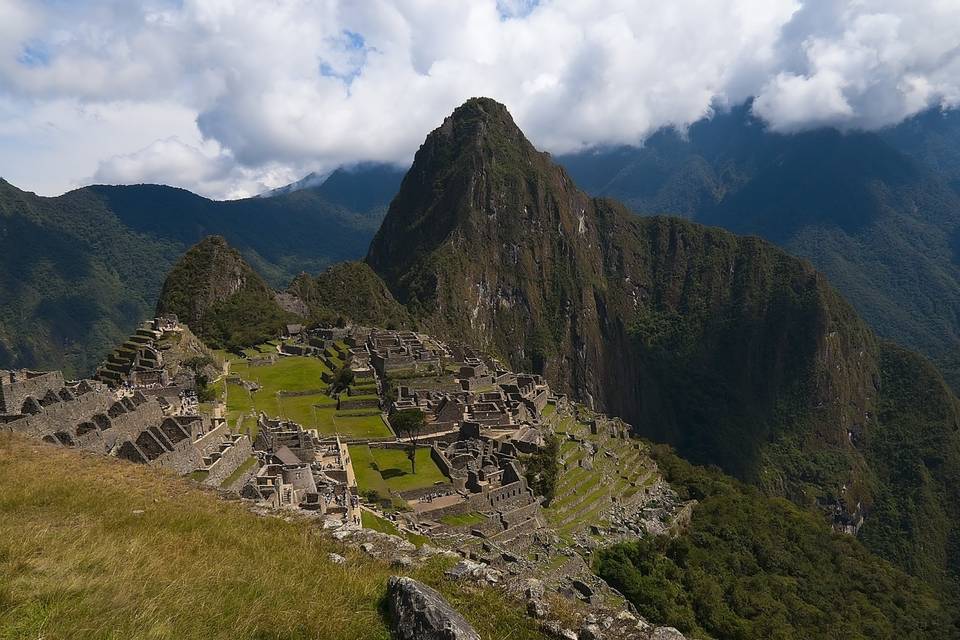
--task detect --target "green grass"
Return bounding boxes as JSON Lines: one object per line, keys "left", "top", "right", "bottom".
{"left": 0, "top": 433, "right": 548, "bottom": 640}
{"left": 268, "top": 393, "right": 336, "bottom": 428}
{"left": 350, "top": 445, "right": 392, "bottom": 499}
{"left": 234, "top": 355, "right": 330, "bottom": 394}
{"left": 369, "top": 447, "right": 448, "bottom": 492}
{"left": 438, "top": 512, "right": 487, "bottom": 527}
{"left": 224, "top": 382, "right": 255, "bottom": 432}
{"left": 220, "top": 456, "right": 259, "bottom": 489}
{"left": 314, "top": 407, "right": 392, "bottom": 439}
{"left": 216, "top": 353, "right": 391, "bottom": 439}
{"left": 361, "top": 510, "right": 430, "bottom": 547}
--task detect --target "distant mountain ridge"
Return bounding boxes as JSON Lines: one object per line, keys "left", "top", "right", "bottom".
{"left": 0, "top": 173, "right": 397, "bottom": 376}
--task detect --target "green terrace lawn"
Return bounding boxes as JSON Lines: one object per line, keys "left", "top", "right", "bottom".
{"left": 350, "top": 445, "right": 392, "bottom": 499}
{"left": 0, "top": 434, "right": 548, "bottom": 640}
{"left": 351, "top": 445, "right": 448, "bottom": 497}
{"left": 232, "top": 355, "right": 331, "bottom": 395}
{"left": 208, "top": 350, "right": 393, "bottom": 439}
{"left": 370, "top": 447, "right": 448, "bottom": 492}
{"left": 439, "top": 512, "right": 487, "bottom": 527}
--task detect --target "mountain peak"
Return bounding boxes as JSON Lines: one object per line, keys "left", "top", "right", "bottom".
{"left": 155, "top": 235, "right": 294, "bottom": 349}
{"left": 366, "top": 97, "right": 580, "bottom": 295}
{"left": 432, "top": 97, "right": 532, "bottom": 154}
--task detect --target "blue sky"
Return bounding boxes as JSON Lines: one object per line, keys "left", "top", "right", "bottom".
{"left": 0, "top": 0, "right": 958, "bottom": 199}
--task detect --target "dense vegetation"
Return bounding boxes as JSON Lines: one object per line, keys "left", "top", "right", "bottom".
{"left": 524, "top": 434, "right": 560, "bottom": 503}
{"left": 365, "top": 97, "right": 878, "bottom": 527}
{"left": 0, "top": 433, "right": 548, "bottom": 640}
{"left": 595, "top": 444, "right": 957, "bottom": 640}
{"left": 155, "top": 236, "right": 296, "bottom": 350}
{"left": 0, "top": 173, "right": 394, "bottom": 377}
{"left": 365, "top": 98, "right": 960, "bottom": 629}
{"left": 559, "top": 103, "right": 960, "bottom": 391}
{"left": 860, "top": 342, "right": 960, "bottom": 608}
{"left": 288, "top": 261, "right": 413, "bottom": 330}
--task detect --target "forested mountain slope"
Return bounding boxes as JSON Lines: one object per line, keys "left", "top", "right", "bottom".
{"left": 558, "top": 105, "right": 960, "bottom": 390}
{"left": 0, "top": 173, "right": 393, "bottom": 376}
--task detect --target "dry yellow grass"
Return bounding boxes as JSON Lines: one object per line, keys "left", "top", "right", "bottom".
{"left": 0, "top": 434, "right": 545, "bottom": 640}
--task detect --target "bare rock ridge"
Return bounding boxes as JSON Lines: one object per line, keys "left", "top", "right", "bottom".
{"left": 365, "top": 97, "right": 877, "bottom": 506}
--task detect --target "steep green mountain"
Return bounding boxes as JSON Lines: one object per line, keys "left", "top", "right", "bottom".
{"left": 557, "top": 105, "right": 960, "bottom": 390}
{"left": 287, "top": 261, "right": 412, "bottom": 329}
{"left": 368, "top": 97, "right": 869, "bottom": 492}
{"left": 154, "top": 235, "right": 296, "bottom": 350}
{"left": 597, "top": 443, "right": 957, "bottom": 639}
{"left": 0, "top": 174, "right": 394, "bottom": 376}
{"left": 0, "top": 179, "right": 180, "bottom": 377}
{"left": 366, "top": 97, "right": 960, "bottom": 607}
{"left": 861, "top": 342, "right": 960, "bottom": 596}
{"left": 883, "top": 107, "right": 960, "bottom": 192}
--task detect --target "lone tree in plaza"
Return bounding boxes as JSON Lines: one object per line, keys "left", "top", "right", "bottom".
{"left": 391, "top": 408, "right": 426, "bottom": 473}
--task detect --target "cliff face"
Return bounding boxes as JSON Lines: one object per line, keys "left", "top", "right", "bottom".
{"left": 367, "top": 97, "right": 878, "bottom": 506}
{"left": 156, "top": 235, "right": 295, "bottom": 349}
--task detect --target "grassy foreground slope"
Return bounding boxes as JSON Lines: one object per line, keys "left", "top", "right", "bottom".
{"left": 0, "top": 434, "right": 546, "bottom": 640}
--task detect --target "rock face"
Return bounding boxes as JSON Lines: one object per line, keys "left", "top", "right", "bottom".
{"left": 385, "top": 576, "right": 480, "bottom": 640}
{"left": 365, "top": 97, "right": 878, "bottom": 508}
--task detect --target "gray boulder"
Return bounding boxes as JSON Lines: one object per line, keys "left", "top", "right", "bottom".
{"left": 579, "top": 623, "right": 602, "bottom": 640}
{"left": 386, "top": 576, "right": 480, "bottom": 640}
{"left": 650, "top": 628, "right": 686, "bottom": 640}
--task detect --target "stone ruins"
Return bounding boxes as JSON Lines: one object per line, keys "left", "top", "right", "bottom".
{"left": 6, "top": 319, "right": 692, "bottom": 640}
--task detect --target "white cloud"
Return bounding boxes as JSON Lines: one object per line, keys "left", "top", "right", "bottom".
{"left": 0, "top": 0, "right": 958, "bottom": 199}
{"left": 754, "top": 0, "right": 960, "bottom": 130}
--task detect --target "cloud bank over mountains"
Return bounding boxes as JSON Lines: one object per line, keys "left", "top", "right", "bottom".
{"left": 1, "top": 0, "right": 958, "bottom": 199}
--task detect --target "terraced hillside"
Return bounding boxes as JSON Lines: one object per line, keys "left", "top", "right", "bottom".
{"left": 210, "top": 343, "right": 391, "bottom": 440}
{"left": 545, "top": 407, "right": 671, "bottom": 542}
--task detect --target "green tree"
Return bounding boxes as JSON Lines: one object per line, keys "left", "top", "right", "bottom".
{"left": 391, "top": 409, "right": 426, "bottom": 473}
{"left": 332, "top": 366, "right": 354, "bottom": 393}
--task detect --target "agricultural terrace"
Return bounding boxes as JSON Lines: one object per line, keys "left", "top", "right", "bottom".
{"left": 350, "top": 444, "right": 448, "bottom": 500}
{"left": 212, "top": 346, "right": 392, "bottom": 439}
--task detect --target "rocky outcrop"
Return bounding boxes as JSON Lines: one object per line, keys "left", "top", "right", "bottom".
{"left": 385, "top": 576, "right": 480, "bottom": 640}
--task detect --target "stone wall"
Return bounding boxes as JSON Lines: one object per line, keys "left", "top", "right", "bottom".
{"left": 153, "top": 439, "right": 203, "bottom": 475}
{"left": 103, "top": 398, "right": 166, "bottom": 450}
{"left": 194, "top": 421, "right": 230, "bottom": 457}
{"left": 475, "top": 480, "right": 527, "bottom": 510}
{"left": 430, "top": 445, "right": 452, "bottom": 477}
{"left": 223, "top": 458, "right": 261, "bottom": 492}
{"left": 202, "top": 435, "right": 253, "bottom": 487}
{"left": 499, "top": 499, "right": 540, "bottom": 528}
{"left": 2, "top": 389, "right": 112, "bottom": 439}
{"left": 0, "top": 371, "right": 65, "bottom": 414}
{"left": 398, "top": 483, "right": 455, "bottom": 501}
